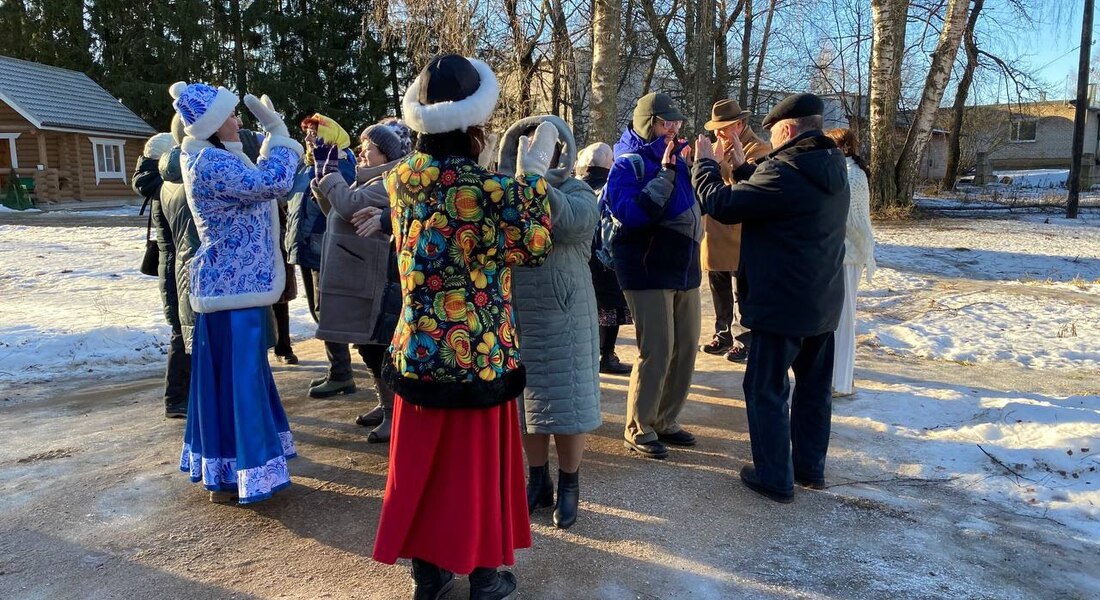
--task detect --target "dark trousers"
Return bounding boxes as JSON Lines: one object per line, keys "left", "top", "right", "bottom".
{"left": 599, "top": 325, "right": 619, "bottom": 358}
{"left": 152, "top": 198, "right": 189, "bottom": 406}
{"left": 272, "top": 302, "right": 293, "bottom": 356}
{"left": 300, "top": 265, "right": 320, "bottom": 323}
{"left": 327, "top": 341, "right": 386, "bottom": 381}
{"left": 708, "top": 271, "right": 751, "bottom": 347}
{"left": 742, "top": 330, "right": 835, "bottom": 493}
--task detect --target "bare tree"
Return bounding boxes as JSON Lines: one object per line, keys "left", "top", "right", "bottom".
{"left": 940, "top": 0, "right": 984, "bottom": 191}
{"left": 589, "top": 0, "right": 621, "bottom": 143}
{"left": 870, "top": 0, "right": 971, "bottom": 211}
{"left": 868, "top": 0, "right": 909, "bottom": 211}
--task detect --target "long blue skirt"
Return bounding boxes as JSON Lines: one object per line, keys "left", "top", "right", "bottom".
{"left": 179, "top": 307, "right": 296, "bottom": 503}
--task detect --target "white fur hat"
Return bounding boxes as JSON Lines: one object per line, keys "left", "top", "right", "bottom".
{"left": 402, "top": 55, "right": 499, "bottom": 135}
{"left": 169, "top": 81, "right": 240, "bottom": 141}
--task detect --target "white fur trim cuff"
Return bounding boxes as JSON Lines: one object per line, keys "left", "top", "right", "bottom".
{"left": 403, "top": 58, "right": 500, "bottom": 134}
{"left": 260, "top": 135, "right": 305, "bottom": 159}
{"left": 184, "top": 87, "right": 240, "bottom": 141}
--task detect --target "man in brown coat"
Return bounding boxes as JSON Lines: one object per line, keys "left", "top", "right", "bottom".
{"left": 699, "top": 99, "right": 772, "bottom": 362}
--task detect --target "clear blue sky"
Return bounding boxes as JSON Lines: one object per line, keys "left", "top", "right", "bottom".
{"left": 1020, "top": 2, "right": 1096, "bottom": 99}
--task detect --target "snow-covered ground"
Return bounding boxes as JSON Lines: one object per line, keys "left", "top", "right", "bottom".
{"left": 866, "top": 215, "right": 1100, "bottom": 370}
{"left": 994, "top": 168, "right": 1070, "bottom": 188}
{"left": 0, "top": 219, "right": 315, "bottom": 388}
{"left": 0, "top": 209, "right": 1097, "bottom": 541}
{"left": 839, "top": 214, "right": 1100, "bottom": 540}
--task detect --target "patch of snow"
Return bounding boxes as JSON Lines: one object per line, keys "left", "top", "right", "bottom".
{"left": 833, "top": 380, "right": 1100, "bottom": 539}
{"left": 863, "top": 218, "right": 1100, "bottom": 370}
{"left": 993, "top": 169, "right": 1069, "bottom": 188}
{"left": 0, "top": 224, "right": 314, "bottom": 389}
{"left": 0, "top": 205, "right": 42, "bottom": 213}
{"left": 40, "top": 206, "right": 142, "bottom": 218}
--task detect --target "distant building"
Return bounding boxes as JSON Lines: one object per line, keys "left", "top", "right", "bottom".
{"left": 948, "top": 99, "right": 1100, "bottom": 172}
{"left": 0, "top": 55, "right": 156, "bottom": 203}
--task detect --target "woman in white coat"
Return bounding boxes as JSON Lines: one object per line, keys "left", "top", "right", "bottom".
{"left": 171, "top": 81, "right": 304, "bottom": 503}
{"left": 825, "top": 128, "right": 875, "bottom": 397}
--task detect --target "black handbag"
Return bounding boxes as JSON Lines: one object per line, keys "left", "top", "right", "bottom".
{"left": 140, "top": 198, "right": 159, "bottom": 277}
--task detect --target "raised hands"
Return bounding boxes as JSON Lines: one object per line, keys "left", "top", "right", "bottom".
{"left": 243, "top": 94, "right": 290, "bottom": 139}
{"left": 516, "top": 121, "right": 559, "bottom": 177}
{"left": 722, "top": 132, "right": 746, "bottom": 169}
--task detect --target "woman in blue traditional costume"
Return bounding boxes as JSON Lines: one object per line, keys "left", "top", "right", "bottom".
{"left": 169, "top": 81, "right": 304, "bottom": 504}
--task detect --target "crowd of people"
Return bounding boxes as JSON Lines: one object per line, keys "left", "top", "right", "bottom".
{"left": 131, "top": 53, "right": 876, "bottom": 600}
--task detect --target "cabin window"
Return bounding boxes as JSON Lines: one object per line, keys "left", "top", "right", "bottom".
{"left": 0, "top": 133, "right": 18, "bottom": 169}
{"left": 1009, "top": 120, "right": 1037, "bottom": 143}
{"left": 89, "top": 138, "right": 126, "bottom": 184}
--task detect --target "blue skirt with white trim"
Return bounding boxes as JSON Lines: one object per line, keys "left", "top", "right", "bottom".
{"left": 179, "top": 307, "right": 296, "bottom": 504}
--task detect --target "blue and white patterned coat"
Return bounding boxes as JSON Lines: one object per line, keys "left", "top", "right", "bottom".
{"left": 180, "top": 137, "right": 302, "bottom": 313}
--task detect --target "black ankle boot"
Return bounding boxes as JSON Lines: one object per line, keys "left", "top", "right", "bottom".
{"left": 468, "top": 567, "right": 517, "bottom": 600}
{"left": 411, "top": 559, "right": 454, "bottom": 600}
{"left": 552, "top": 469, "right": 579, "bottom": 529}
{"left": 526, "top": 464, "right": 553, "bottom": 514}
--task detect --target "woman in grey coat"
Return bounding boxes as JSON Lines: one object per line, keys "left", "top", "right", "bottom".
{"left": 500, "top": 115, "right": 601, "bottom": 530}
{"left": 309, "top": 123, "right": 406, "bottom": 443}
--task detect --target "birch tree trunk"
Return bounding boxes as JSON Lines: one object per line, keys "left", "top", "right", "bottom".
{"left": 868, "top": 0, "right": 909, "bottom": 210}
{"left": 893, "top": 0, "right": 971, "bottom": 205}
{"left": 590, "top": 0, "right": 621, "bottom": 143}
{"left": 750, "top": 0, "right": 777, "bottom": 114}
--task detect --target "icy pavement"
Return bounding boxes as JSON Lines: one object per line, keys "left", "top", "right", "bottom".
{"left": 0, "top": 211, "right": 1097, "bottom": 560}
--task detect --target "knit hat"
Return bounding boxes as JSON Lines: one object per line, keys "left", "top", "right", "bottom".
{"left": 577, "top": 142, "right": 614, "bottom": 170}
{"left": 403, "top": 54, "right": 500, "bottom": 134}
{"left": 169, "top": 81, "right": 239, "bottom": 141}
{"left": 362, "top": 124, "right": 404, "bottom": 162}
{"left": 378, "top": 118, "right": 414, "bottom": 156}
{"left": 632, "top": 92, "right": 686, "bottom": 141}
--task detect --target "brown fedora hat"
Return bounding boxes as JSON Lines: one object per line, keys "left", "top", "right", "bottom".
{"left": 703, "top": 99, "right": 752, "bottom": 131}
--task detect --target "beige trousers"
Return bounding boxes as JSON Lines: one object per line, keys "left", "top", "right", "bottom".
{"left": 622, "top": 288, "right": 702, "bottom": 444}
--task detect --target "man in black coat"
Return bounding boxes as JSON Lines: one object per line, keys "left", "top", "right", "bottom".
{"left": 691, "top": 93, "right": 849, "bottom": 503}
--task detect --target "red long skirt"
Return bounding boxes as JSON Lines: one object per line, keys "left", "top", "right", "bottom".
{"left": 372, "top": 395, "right": 532, "bottom": 574}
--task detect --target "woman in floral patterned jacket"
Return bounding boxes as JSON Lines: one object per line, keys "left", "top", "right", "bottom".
{"left": 170, "top": 81, "right": 304, "bottom": 505}
{"left": 371, "top": 55, "right": 558, "bottom": 600}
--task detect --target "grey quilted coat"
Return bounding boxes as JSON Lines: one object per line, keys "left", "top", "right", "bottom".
{"left": 500, "top": 115, "right": 602, "bottom": 435}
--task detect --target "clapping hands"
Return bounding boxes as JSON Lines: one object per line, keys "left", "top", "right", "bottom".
{"left": 350, "top": 206, "right": 384, "bottom": 238}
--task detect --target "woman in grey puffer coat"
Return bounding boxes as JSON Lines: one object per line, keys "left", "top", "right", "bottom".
{"left": 500, "top": 115, "right": 600, "bottom": 530}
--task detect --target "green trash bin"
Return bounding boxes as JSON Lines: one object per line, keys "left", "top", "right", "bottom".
{"left": 2, "top": 170, "right": 34, "bottom": 211}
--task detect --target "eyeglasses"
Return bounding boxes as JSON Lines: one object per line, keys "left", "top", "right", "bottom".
{"left": 656, "top": 117, "right": 683, "bottom": 128}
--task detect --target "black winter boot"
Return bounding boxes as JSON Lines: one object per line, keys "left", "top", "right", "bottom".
{"left": 526, "top": 464, "right": 553, "bottom": 514}
{"left": 356, "top": 376, "right": 387, "bottom": 427}
{"left": 411, "top": 559, "right": 454, "bottom": 600}
{"left": 552, "top": 469, "right": 579, "bottom": 529}
{"left": 367, "top": 378, "right": 395, "bottom": 443}
{"left": 468, "top": 568, "right": 517, "bottom": 600}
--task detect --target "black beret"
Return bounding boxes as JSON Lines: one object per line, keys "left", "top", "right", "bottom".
{"left": 762, "top": 93, "right": 825, "bottom": 129}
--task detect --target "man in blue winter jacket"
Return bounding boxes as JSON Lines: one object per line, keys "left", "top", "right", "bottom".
{"left": 604, "top": 92, "right": 703, "bottom": 460}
